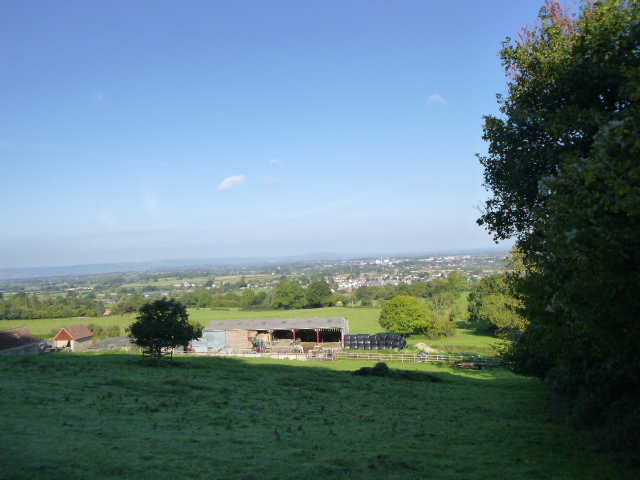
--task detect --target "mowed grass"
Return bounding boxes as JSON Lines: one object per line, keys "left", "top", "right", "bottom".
{"left": 1, "top": 306, "right": 501, "bottom": 354}
{"left": 1, "top": 354, "right": 636, "bottom": 480}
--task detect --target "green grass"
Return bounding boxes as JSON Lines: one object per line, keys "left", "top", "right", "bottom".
{"left": 1, "top": 353, "right": 636, "bottom": 480}
{"left": 0, "top": 306, "right": 501, "bottom": 354}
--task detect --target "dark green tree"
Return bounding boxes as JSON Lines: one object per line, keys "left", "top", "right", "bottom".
{"left": 304, "top": 280, "right": 333, "bottom": 308}
{"left": 271, "top": 280, "right": 305, "bottom": 310}
{"left": 127, "top": 298, "right": 202, "bottom": 360}
{"left": 240, "top": 289, "right": 256, "bottom": 308}
{"left": 467, "top": 273, "right": 525, "bottom": 339}
{"left": 478, "top": 0, "right": 640, "bottom": 459}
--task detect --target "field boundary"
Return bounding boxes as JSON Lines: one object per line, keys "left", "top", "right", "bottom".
{"left": 333, "top": 351, "right": 504, "bottom": 366}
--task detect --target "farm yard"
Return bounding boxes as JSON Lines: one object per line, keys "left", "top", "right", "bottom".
{"left": 1, "top": 353, "right": 636, "bottom": 480}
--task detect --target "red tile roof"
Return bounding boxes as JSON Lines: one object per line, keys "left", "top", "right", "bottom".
{"left": 56, "top": 324, "right": 94, "bottom": 341}
{"left": 0, "top": 327, "right": 39, "bottom": 351}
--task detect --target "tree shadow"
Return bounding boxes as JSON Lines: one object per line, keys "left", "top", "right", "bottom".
{"left": 456, "top": 320, "right": 497, "bottom": 338}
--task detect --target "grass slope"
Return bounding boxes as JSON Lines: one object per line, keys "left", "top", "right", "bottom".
{"left": 1, "top": 354, "right": 636, "bottom": 480}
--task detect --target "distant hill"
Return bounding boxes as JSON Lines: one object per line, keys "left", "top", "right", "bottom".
{"left": 0, "top": 247, "right": 509, "bottom": 280}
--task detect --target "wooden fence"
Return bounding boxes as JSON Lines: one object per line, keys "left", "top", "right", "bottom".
{"left": 170, "top": 348, "right": 501, "bottom": 366}
{"left": 334, "top": 351, "right": 497, "bottom": 364}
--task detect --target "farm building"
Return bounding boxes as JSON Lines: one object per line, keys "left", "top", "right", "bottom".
{"left": 193, "top": 317, "right": 349, "bottom": 354}
{"left": 89, "top": 335, "right": 136, "bottom": 353}
{"left": 0, "top": 327, "right": 40, "bottom": 355}
{"left": 53, "top": 324, "right": 94, "bottom": 352}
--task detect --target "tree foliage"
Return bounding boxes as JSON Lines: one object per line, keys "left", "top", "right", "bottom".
{"left": 478, "top": 0, "right": 640, "bottom": 460}
{"left": 271, "top": 280, "right": 305, "bottom": 310}
{"left": 127, "top": 298, "right": 202, "bottom": 360}
{"left": 0, "top": 291, "right": 105, "bottom": 320}
{"left": 467, "top": 273, "right": 526, "bottom": 339}
{"left": 378, "top": 295, "right": 434, "bottom": 337}
{"left": 304, "top": 280, "right": 333, "bottom": 308}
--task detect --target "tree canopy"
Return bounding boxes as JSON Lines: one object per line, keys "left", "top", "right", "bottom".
{"left": 127, "top": 298, "right": 202, "bottom": 360}
{"left": 271, "top": 280, "right": 305, "bottom": 310}
{"left": 478, "top": 0, "right": 640, "bottom": 460}
{"left": 304, "top": 280, "right": 333, "bottom": 308}
{"left": 467, "top": 273, "right": 526, "bottom": 340}
{"left": 378, "top": 295, "right": 434, "bottom": 337}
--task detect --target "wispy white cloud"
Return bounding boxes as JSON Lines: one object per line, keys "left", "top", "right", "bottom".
{"left": 270, "top": 158, "right": 284, "bottom": 165}
{"left": 427, "top": 93, "right": 449, "bottom": 106}
{"left": 218, "top": 174, "right": 247, "bottom": 191}
{"left": 96, "top": 90, "right": 105, "bottom": 102}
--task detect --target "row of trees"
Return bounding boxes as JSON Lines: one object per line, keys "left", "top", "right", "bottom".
{"left": 0, "top": 291, "right": 105, "bottom": 319}
{"left": 271, "top": 280, "right": 334, "bottom": 309}
{"left": 478, "top": 0, "right": 639, "bottom": 460}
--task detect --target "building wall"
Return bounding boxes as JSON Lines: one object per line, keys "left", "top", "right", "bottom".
{"left": 192, "top": 331, "right": 227, "bottom": 353}
{"left": 225, "top": 330, "right": 250, "bottom": 349}
{"left": 71, "top": 337, "right": 93, "bottom": 352}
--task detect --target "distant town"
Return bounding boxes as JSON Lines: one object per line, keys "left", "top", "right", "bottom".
{"left": 0, "top": 251, "right": 509, "bottom": 302}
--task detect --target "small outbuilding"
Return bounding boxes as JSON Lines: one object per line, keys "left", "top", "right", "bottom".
{"left": 0, "top": 327, "right": 41, "bottom": 355}
{"left": 194, "top": 317, "right": 349, "bottom": 353}
{"left": 89, "top": 335, "right": 136, "bottom": 353}
{"left": 53, "top": 324, "right": 94, "bottom": 352}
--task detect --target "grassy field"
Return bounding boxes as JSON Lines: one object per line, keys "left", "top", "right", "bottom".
{"left": 1, "top": 353, "right": 636, "bottom": 480}
{"left": 121, "top": 273, "right": 275, "bottom": 289}
{"left": 1, "top": 306, "right": 501, "bottom": 354}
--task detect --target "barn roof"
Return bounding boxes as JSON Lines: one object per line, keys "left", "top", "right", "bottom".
{"left": 0, "top": 327, "right": 39, "bottom": 351}
{"left": 204, "top": 317, "right": 349, "bottom": 332}
{"left": 90, "top": 335, "right": 134, "bottom": 350}
{"left": 55, "top": 324, "right": 94, "bottom": 341}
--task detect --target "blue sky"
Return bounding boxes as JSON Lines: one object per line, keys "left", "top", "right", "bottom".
{"left": 0, "top": 1, "right": 545, "bottom": 268}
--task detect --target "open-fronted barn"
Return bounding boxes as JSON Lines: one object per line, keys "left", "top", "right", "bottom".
{"left": 53, "top": 324, "right": 94, "bottom": 352}
{"left": 194, "top": 317, "right": 349, "bottom": 353}
{"left": 0, "top": 327, "right": 40, "bottom": 355}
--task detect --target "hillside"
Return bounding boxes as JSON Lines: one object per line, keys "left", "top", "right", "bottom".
{"left": 1, "top": 354, "right": 636, "bottom": 480}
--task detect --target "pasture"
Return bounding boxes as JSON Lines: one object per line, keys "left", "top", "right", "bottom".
{"left": 1, "top": 353, "right": 636, "bottom": 480}
{"left": 0, "top": 306, "right": 501, "bottom": 354}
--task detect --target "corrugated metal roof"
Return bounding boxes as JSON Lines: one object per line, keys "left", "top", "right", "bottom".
{"left": 90, "top": 335, "right": 134, "bottom": 350}
{"left": 204, "top": 317, "right": 349, "bottom": 332}
{"left": 0, "top": 327, "right": 39, "bottom": 351}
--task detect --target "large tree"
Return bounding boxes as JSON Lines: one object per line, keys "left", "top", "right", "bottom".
{"left": 304, "top": 280, "right": 333, "bottom": 308}
{"left": 127, "top": 298, "right": 202, "bottom": 360}
{"left": 271, "top": 280, "right": 305, "bottom": 310}
{"left": 478, "top": 0, "right": 640, "bottom": 459}
{"left": 378, "top": 295, "right": 434, "bottom": 336}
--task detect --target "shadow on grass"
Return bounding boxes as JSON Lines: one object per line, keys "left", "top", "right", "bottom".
{"left": 1, "top": 353, "right": 635, "bottom": 480}
{"left": 456, "top": 320, "right": 497, "bottom": 338}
